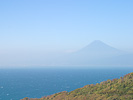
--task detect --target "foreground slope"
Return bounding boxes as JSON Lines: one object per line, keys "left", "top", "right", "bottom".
{"left": 21, "top": 72, "right": 133, "bottom": 100}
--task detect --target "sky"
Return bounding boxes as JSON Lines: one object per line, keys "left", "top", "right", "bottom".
{"left": 0, "top": 0, "right": 133, "bottom": 67}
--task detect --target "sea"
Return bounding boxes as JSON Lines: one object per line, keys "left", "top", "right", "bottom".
{"left": 0, "top": 67, "right": 133, "bottom": 100}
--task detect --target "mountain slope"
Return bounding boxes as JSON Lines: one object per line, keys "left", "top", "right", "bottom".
{"left": 21, "top": 72, "right": 133, "bottom": 100}
{"left": 79, "top": 40, "right": 121, "bottom": 54}
{"left": 60, "top": 40, "right": 129, "bottom": 66}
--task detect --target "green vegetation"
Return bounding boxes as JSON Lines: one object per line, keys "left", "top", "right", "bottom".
{"left": 21, "top": 72, "right": 133, "bottom": 100}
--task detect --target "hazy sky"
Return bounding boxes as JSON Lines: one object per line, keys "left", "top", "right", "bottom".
{"left": 0, "top": 0, "right": 133, "bottom": 67}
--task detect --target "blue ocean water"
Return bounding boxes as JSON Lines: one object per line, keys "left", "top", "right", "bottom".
{"left": 0, "top": 67, "right": 133, "bottom": 100}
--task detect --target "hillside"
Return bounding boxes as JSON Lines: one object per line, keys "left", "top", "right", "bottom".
{"left": 21, "top": 72, "right": 133, "bottom": 100}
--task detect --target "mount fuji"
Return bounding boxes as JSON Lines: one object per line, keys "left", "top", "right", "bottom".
{"left": 57, "top": 40, "right": 133, "bottom": 66}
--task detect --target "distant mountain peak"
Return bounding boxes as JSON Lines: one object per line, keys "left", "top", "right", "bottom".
{"left": 92, "top": 40, "right": 103, "bottom": 43}
{"left": 78, "top": 40, "right": 121, "bottom": 54}
{"left": 84, "top": 40, "right": 112, "bottom": 50}
{"left": 89, "top": 40, "right": 108, "bottom": 46}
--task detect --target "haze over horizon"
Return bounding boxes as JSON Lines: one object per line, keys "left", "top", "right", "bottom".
{"left": 0, "top": 0, "right": 133, "bottom": 67}
{"left": 0, "top": 40, "right": 133, "bottom": 67}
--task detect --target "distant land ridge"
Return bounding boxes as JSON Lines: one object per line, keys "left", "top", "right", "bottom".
{"left": 58, "top": 40, "right": 133, "bottom": 66}
{"left": 21, "top": 72, "right": 133, "bottom": 100}
{"left": 78, "top": 40, "right": 121, "bottom": 54}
